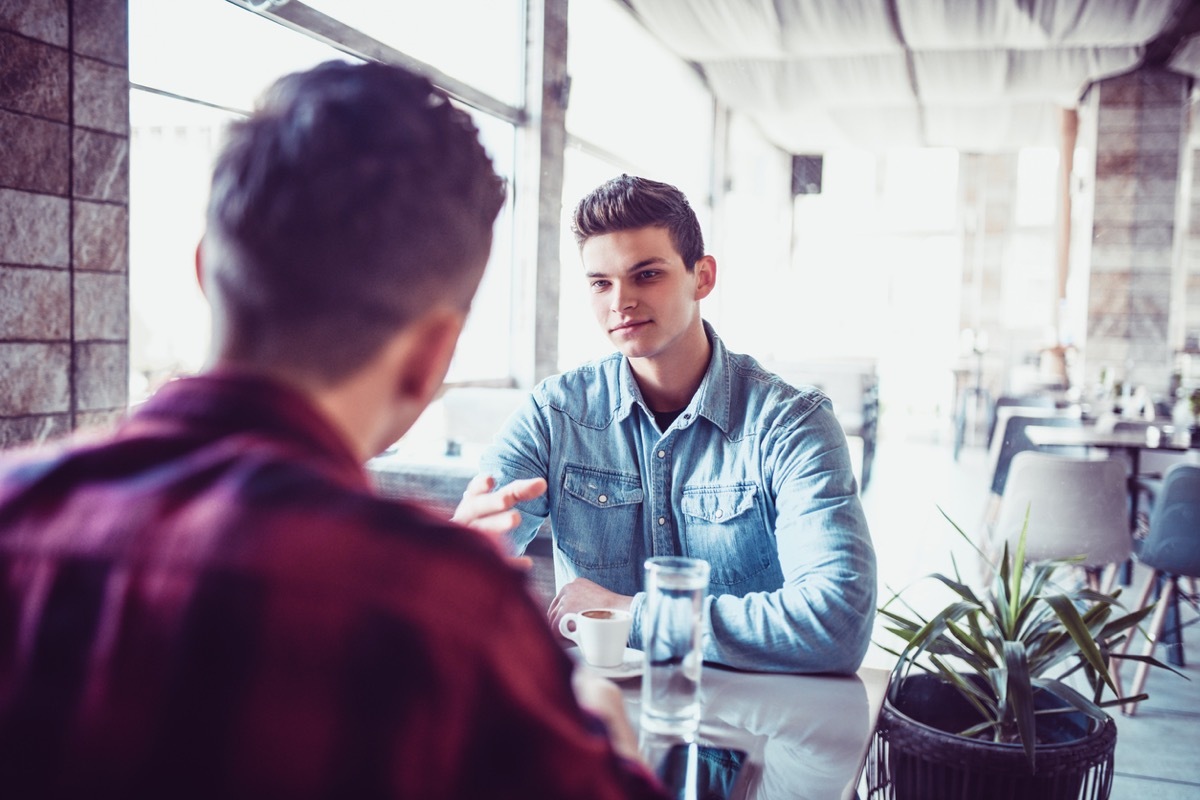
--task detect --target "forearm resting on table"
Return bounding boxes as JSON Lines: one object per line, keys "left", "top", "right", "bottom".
{"left": 677, "top": 586, "right": 873, "bottom": 673}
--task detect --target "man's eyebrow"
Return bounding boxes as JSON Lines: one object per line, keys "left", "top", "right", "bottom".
{"left": 585, "top": 257, "right": 668, "bottom": 279}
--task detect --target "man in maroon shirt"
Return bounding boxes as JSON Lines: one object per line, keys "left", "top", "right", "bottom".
{"left": 0, "top": 60, "right": 664, "bottom": 799}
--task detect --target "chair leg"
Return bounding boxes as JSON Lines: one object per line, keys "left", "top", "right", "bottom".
{"left": 1090, "top": 565, "right": 1124, "bottom": 595}
{"left": 1126, "top": 577, "right": 1178, "bottom": 716}
{"left": 1118, "top": 571, "right": 1160, "bottom": 660}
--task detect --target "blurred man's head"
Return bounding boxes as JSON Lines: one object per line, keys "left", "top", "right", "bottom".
{"left": 200, "top": 60, "right": 506, "bottom": 385}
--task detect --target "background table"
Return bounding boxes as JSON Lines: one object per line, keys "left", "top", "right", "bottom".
{"left": 607, "top": 663, "right": 888, "bottom": 800}
{"left": 1024, "top": 425, "right": 1191, "bottom": 532}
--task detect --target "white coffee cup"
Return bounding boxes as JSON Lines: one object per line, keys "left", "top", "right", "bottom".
{"left": 559, "top": 608, "right": 633, "bottom": 668}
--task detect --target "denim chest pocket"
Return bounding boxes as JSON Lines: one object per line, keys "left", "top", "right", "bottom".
{"left": 680, "top": 483, "right": 774, "bottom": 588}
{"left": 555, "top": 465, "right": 643, "bottom": 569}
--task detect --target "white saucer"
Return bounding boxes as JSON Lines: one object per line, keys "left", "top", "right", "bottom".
{"left": 567, "top": 646, "right": 644, "bottom": 681}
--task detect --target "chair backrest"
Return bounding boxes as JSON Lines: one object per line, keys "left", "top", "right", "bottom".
{"left": 994, "top": 452, "right": 1132, "bottom": 567}
{"left": 987, "top": 411, "right": 1083, "bottom": 496}
{"left": 987, "top": 394, "right": 1057, "bottom": 446}
{"left": 1139, "top": 463, "right": 1200, "bottom": 578}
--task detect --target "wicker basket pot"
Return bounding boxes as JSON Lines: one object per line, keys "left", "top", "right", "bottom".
{"left": 866, "top": 673, "right": 1116, "bottom": 800}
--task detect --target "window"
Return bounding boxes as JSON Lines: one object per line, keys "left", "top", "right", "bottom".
{"left": 558, "top": 0, "right": 716, "bottom": 372}
{"left": 1015, "top": 147, "right": 1059, "bottom": 228}
{"left": 128, "top": 0, "right": 349, "bottom": 399}
{"left": 304, "top": 0, "right": 525, "bottom": 106}
{"left": 128, "top": 0, "right": 523, "bottom": 396}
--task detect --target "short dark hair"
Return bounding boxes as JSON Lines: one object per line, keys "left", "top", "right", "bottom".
{"left": 203, "top": 60, "right": 506, "bottom": 382}
{"left": 570, "top": 175, "right": 704, "bottom": 270}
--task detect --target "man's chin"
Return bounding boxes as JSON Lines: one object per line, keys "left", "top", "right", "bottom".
{"left": 615, "top": 344, "right": 654, "bottom": 361}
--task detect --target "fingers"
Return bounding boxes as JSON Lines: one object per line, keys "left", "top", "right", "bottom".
{"left": 502, "top": 477, "right": 548, "bottom": 503}
{"left": 452, "top": 476, "right": 547, "bottom": 528}
{"left": 463, "top": 473, "right": 496, "bottom": 497}
{"left": 547, "top": 591, "right": 570, "bottom": 639}
{"left": 458, "top": 509, "right": 522, "bottom": 536}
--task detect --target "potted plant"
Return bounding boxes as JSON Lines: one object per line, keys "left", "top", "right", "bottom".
{"left": 866, "top": 509, "right": 1173, "bottom": 800}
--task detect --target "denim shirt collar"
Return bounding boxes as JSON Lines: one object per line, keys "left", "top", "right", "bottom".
{"left": 614, "top": 320, "right": 733, "bottom": 435}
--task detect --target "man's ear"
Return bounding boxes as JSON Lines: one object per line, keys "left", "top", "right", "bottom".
{"left": 393, "top": 307, "right": 465, "bottom": 405}
{"left": 194, "top": 239, "right": 206, "bottom": 297}
{"left": 694, "top": 255, "right": 717, "bottom": 300}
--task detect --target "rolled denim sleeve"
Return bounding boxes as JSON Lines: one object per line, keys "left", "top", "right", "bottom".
{"left": 701, "top": 402, "right": 877, "bottom": 673}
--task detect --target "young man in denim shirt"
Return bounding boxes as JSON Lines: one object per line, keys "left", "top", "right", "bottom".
{"left": 456, "top": 175, "right": 877, "bottom": 673}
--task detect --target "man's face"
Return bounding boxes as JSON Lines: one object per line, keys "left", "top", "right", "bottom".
{"left": 581, "top": 226, "right": 714, "bottom": 362}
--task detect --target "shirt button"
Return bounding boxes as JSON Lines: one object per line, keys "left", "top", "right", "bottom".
{"left": 657, "top": 450, "right": 666, "bottom": 458}
{"left": 658, "top": 516, "right": 666, "bottom": 526}
{"left": 598, "top": 494, "right": 608, "bottom": 503}
{"left": 715, "top": 509, "right": 724, "bottom": 519}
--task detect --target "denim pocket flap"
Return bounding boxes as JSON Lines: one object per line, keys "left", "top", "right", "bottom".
{"left": 563, "top": 466, "right": 644, "bottom": 509}
{"left": 681, "top": 484, "right": 758, "bottom": 524}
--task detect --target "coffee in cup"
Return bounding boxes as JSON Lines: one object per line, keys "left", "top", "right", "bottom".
{"left": 559, "top": 608, "right": 633, "bottom": 668}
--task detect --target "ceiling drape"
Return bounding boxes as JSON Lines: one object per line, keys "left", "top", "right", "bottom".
{"left": 627, "top": 0, "right": 1193, "bottom": 152}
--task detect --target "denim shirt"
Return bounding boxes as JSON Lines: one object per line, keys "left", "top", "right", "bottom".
{"left": 480, "top": 323, "right": 877, "bottom": 673}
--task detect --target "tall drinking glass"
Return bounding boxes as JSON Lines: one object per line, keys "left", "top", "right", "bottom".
{"left": 640, "top": 556, "right": 710, "bottom": 736}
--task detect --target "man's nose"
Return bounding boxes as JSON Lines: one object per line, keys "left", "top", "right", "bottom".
{"left": 611, "top": 283, "right": 636, "bottom": 313}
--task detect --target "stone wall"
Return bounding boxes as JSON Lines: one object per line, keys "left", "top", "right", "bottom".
{"left": 0, "top": 0, "right": 128, "bottom": 448}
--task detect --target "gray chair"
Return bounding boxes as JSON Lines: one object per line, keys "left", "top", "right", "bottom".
{"left": 1122, "top": 463, "right": 1200, "bottom": 714}
{"left": 993, "top": 452, "right": 1133, "bottom": 591}
{"left": 987, "top": 411, "right": 1084, "bottom": 497}
{"left": 986, "top": 393, "right": 1057, "bottom": 449}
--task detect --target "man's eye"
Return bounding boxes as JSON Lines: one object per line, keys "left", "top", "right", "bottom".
{"left": 639, "top": 271, "right": 659, "bottom": 280}
{"left": 590, "top": 280, "right": 610, "bottom": 290}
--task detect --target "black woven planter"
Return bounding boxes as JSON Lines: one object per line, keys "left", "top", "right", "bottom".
{"left": 866, "top": 674, "right": 1116, "bottom": 800}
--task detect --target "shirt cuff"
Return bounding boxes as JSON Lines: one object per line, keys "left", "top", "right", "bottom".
{"left": 628, "top": 591, "right": 646, "bottom": 649}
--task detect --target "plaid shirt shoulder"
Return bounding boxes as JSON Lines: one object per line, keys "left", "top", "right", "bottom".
{"left": 0, "top": 376, "right": 666, "bottom": 800}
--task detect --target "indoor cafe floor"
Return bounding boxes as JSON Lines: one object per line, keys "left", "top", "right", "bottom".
{"left": 860, "top": 426, "right": 1200, "bottom": 800}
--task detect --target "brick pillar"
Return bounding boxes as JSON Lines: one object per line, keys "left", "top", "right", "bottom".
{"left": 1180, "top": 129, "right": 1200, "bottom": 358}
{"left": 0, "top": 0, "right": 129, "bottom": 448}
{"left": 1078, "top": 68, "right": 1190, "bottom": 392}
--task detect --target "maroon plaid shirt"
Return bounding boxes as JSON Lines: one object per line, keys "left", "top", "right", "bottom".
{"left": 0, "top": 372, "right": 665, "bottom": 800}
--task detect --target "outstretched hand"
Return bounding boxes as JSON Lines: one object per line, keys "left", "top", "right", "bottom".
{"left": 451, "top": 474, "right": 547, "bottom": 567}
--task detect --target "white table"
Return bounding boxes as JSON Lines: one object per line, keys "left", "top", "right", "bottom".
{"left": 611, "top": 664, "right": 888, "bottom": 800}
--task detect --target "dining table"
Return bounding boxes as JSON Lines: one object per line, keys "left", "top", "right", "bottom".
{"left": 574, "top": 653, "right": 889, "bottom": 800}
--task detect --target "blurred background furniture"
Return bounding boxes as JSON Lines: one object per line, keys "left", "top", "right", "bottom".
{"left": 1026, "top": 423, "right": 1194, "bottom": 536}
{"left": 1121, "top": 464, "right": 1200, "bottom": 708}
{"left": 985, "top": 393, "right": 1058, "bottom": 449}
{"left": 986, "top": 409, "right": 1083, "bottom": 497}
{"left": 993, "top": 452, "right": 1132, "bottom": 592}
{"left": 978, "top": 409, "right": 1084, "bottom": 553}
{"left": 768, "top": 360, "right": 879, "bottom": 492}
